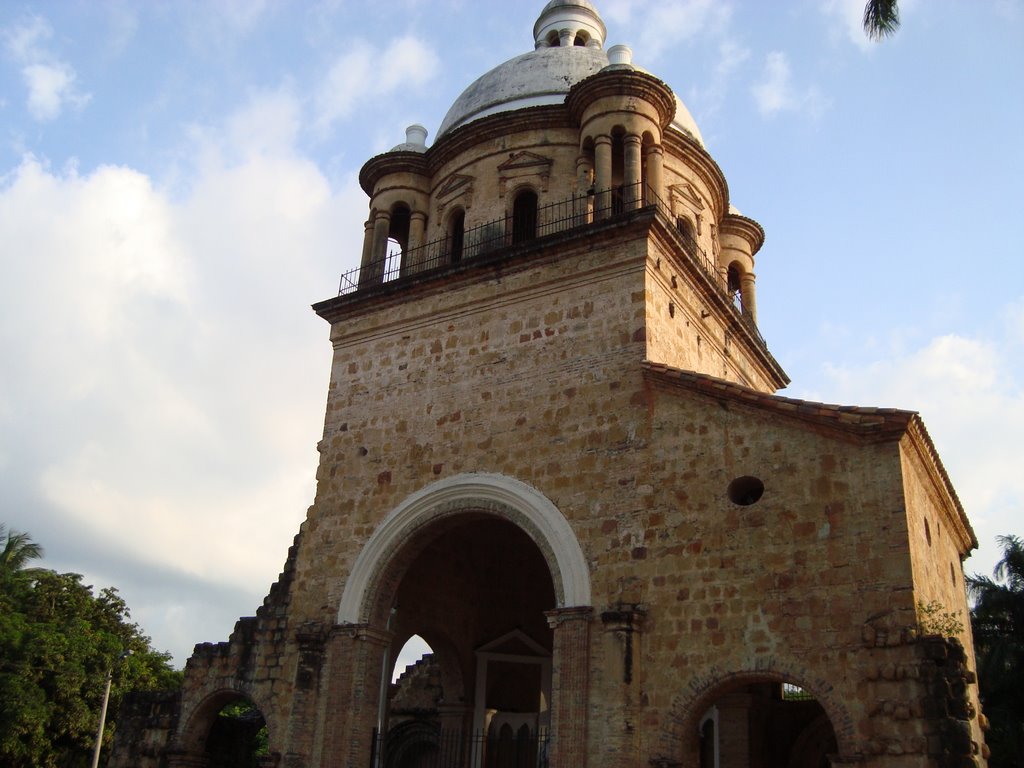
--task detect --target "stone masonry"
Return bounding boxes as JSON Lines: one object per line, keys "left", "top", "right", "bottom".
{"left": 109, "top": 3, "right": 988, "bottom": 767}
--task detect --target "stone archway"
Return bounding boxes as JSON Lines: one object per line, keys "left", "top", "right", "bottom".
{"left": 170, "top": 689, "right": 276, "bottom": 768}
{"left": 334, "top": 473, "right": 593, "bottom": 768}
{"left": 660, "top": 665, "right": 857, "bottom": 768}
{"left": 337, "top": 472, "right": 592, "bottom": 625}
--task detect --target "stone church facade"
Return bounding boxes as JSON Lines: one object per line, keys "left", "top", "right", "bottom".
{"left": 110, "top": 2, "right": 988, "bottom": 766}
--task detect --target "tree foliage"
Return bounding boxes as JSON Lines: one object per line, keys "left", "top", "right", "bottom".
{"left": 0, "top": 525, "right": 181, "bottom": 768}
{"left": 863, "top": 0, "right": 901, "bottom": 41}
{"left": 969, "top": 534, "right": 1024, "bottom": 768}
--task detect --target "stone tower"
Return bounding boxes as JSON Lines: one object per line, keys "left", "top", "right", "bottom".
{"left": 111, "top": 2, "right": 988, "bottom": 767}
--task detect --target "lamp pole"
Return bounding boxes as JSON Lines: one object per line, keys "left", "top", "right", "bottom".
{"left": 90, "top": 649, "right": 132, "bottom": 768}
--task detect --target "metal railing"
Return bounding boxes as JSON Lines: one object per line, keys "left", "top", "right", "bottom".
{"left": 370, "top": 727, "right": 549, "bottom": 768}
{"left": 339, "top": 181, "right": 765, "bottom": 348}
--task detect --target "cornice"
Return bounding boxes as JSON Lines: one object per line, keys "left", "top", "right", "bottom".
{"left": 565, "top": 68, "right": 677, "bottom": 130}
{"left": 662, "top": 128, "right": 729, "bottom": 222}
{"left": 358, "top": 151, "right": 429, "bottom": 196}
{"left": 720, "top": 213, "right": 766, "bottom": 256}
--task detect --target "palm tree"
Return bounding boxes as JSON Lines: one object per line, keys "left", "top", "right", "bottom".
{"left": 863, "top": 0, "right": 900, "bottom": 40}
{"left": 968, "top": 535, "right": 1024, "bottom": 768}
{"left": 0, "top": 524, "right": 44, "bottom": 586}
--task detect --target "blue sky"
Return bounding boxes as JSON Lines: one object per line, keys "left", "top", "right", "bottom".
{"left": 1, "top": 0, "right": 1022, "bottom": 668}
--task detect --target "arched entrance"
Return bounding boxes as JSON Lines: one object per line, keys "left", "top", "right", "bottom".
{"left": 341, "top": 474, "right": 591, "bottom": 768}
{"left": 173, "top": 690, "right": 275, "bottom": 768}
{"left": 672, "top": 673, "right": 846, "bottom": 768}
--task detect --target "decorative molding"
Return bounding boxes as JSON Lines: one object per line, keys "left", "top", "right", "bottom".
{"left": 498, "top": 151, "right": 553, "bottom": 196}
{"left": 669, "top": 182, "right": 705, "bottom": 212}
{"left": 437, "top": 173, "right": 474, "bottom": 200}
{"left": 337, "top": 473, "right": 592, "bottom": 624}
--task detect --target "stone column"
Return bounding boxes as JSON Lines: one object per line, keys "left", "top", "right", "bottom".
{"left": 358, "top": 219, "right": 378, "bottom": 290}
{"left": 594, "top": 135, "right": 612, "bottom": 219}
{"left": 575, "top": 154, "right": 593, "bottom": 226}
{"left": 645, "top": 144, "right": 664, "bottom": 205}
{"left": 407, "top": 211, "right": 427, "bottom": 274}
{"left": 623, "top": 134, "right": 642, "bottom": 211}
{"left": 280, "top": 624, "right": 327, "bottom": 766}
{"left": 739, "top": 272, "right": 757, "bottom": 324}
{"left": 545, "top": 607, "right": 593, "bottom": 768}
{"left": 361, "top": 211, "right": 391, "bottom": 286}
{"left": 315, "top": 625, "right": 392, "bottom": 768}
{"left": 559, "top": 28, "right": 574, "bottom": 47}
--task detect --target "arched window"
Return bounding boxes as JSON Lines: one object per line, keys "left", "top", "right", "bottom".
{"left": 573, "top": 32, "right": 588, "bottom": 46}
{"left": 546, "top": 30, "right": 560, "bottom": 47}
{"left": 727, "top": 263, "right": 743, "bottom": 309}
{"left": 448, "top": 209, "right": 465, "bottom": 263}
{"left": 511, "top": 189, "right": 538, "bottom": 244}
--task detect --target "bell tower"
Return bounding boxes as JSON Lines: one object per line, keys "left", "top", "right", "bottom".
{"left": 116, "top": 4, "right": 984, "bottom": 767}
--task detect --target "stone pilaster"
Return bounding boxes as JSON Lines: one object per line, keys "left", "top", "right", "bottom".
{"left": 314, "top": 624, "right": 391, "bottom": 768}
{"left": 546, "top": 606, "right": 593, "bottom": 768}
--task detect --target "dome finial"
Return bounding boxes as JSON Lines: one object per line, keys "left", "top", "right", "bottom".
{"left": 533, "top": 1, "right": 606, "bottom": 49}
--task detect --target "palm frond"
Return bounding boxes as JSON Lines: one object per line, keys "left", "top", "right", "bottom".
{"left": 863, "top": 0, "right": 900, "bottom": 41}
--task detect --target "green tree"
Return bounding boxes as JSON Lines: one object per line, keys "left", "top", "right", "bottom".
{"left": 864, "top": 0, "right": 900, "bottom": 40}
{"left": 0, "top": 526, "right": 181, "bottom": 768}
{"left": 968, "top": 534, "right": 1024, "bottom": 768}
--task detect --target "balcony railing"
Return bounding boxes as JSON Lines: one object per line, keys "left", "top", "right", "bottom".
{"left": 338, "top": 181, "right": 765, "bottom": 348}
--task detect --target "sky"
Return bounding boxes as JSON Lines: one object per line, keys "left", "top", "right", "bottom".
{"left": 1, "top": 0, "right": 1022, "bottom": 670}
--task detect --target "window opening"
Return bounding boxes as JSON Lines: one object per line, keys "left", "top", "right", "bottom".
{"left": 391, "top": 634, "right": 434, "bottom": 683}
{"left": 448, "top": 210, "right": 465, "bottom": 263}
{"left": 727, "top": 263, "right": 742, "bottom": 309}
{"left": 512, "top": 190, "right": 538, "bottom": 244}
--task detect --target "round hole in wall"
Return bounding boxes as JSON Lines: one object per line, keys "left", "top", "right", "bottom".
{"left": 728, "top": 476, "right": 764, "bottom": 506}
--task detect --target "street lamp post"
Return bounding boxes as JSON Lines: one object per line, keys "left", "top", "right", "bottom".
{"left": 90, "top": 650, "right": 132, "bottom": 768}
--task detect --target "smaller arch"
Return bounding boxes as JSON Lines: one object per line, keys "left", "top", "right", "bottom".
{"left": 662, "top": 664, "right": 856, "bottom": 765}
{"left": 573, "top": 31, "right": 589, "bottom": 46}
{"left": 388, "top": 202, "right": 411, "bottom": 253}
{"left": 177, "top": 687, "right": 275, "bottom": 762}
{"left": 546, "top": 30, "right": 560, "bottom": 47}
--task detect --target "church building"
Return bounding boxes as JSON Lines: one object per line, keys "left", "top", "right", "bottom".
{"left": 110, "top": 2, "right": 988, "bottom": 766}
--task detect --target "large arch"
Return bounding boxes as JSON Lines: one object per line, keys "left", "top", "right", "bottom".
{"left": 337, "top": 473, "right": 591, "bottom": 625}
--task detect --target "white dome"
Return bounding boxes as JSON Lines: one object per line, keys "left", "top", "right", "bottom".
{"left": 437, "top": 46, "right": 608, "bottom": 137}
{"left": 435, "top": 2, "right": 704, "bottom": 147}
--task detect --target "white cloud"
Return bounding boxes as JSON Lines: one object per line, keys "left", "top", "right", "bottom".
{"left": 752, "top": 51, "right": 829, "bottom": 120}
{"left": 0, "top": 93, "right": 369, "bottom": 640}
{"left": 4, "top": 14, "right": 91, "bottom": 122}
{"left": 687, "top": 39, "right": 751, "bottom": 121}
{"left": 312, "top": 36, "right": 440, "bottom": 136}
{"left": 606, "top": 0, "right": 733, "bottom": 61}
{"left": 23, "top": 62, "right": 91, "bottom": 121}
{"left": 819, "top": 0, "right": 872, "bottom": 49}
{"left": 811, "top": 323, "right": 1024, "bottom": 583}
